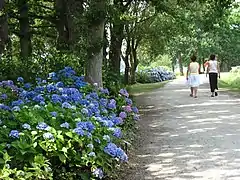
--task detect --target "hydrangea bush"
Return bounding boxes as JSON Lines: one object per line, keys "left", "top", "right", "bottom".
{"left": 0, "top": 67, "right": 140, "bottom": 180}
{"left": 136, "top": 67, "right": 176, "bottom": 83}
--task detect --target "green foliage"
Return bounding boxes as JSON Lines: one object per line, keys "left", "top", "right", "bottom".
{"left": 220, "top": 71, "right": 240, "bottom": 91}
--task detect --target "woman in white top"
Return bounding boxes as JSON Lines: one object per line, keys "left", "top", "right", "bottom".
{"left": 186, "top": 55, "right": 200, "bottom": 98}
{"left": 207, "top": 54, "right": 220, "bottom": 97}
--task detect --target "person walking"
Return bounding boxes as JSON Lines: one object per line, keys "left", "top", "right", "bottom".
{"left": 186, "top": 55, "right": 200, "bottom": 98}
{"left": 207, "top": 54, "right": 220, "bottom": 97}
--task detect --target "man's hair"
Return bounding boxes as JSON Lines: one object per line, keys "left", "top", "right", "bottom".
{"left": 210, "top": 54, "right": 215, "bottom": 60}
{"left": 191, "top": 55, "right": 197, "bottom": 62}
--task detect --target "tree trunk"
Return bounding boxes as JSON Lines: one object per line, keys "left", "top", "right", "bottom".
{"left": 202, "top": 58, "right": 205, "bottom": 72}
{"left": 0, "top": 0, "right": 8, "bottom": 56}
{"left": 103, "top": 26, "right": 108, "bottom": 68}
{"left": 123, "top": 37, "right": 131, "bottom": 85}
{"left": 18, "top": 0, "right": 32, "bottom": 60}
{"left": 109, "top": 23, "right": 124, "bottom": 77}
{"left": 178, "top": 53, "right": 184, "bottom": 76}
{"left": 55, "top": 0, "right": 74, "bottom": 51}
{"left": 130, "top": 39, "right": 139, "bottom": 84}
{"left": 85, "top": 0, "right": 106, "bottom": 87}
{"left": 130, "top": 48, "right": 138, "bottom": 84}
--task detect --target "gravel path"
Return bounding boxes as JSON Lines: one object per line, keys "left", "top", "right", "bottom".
{"left": 125, "top": 75, "right": 240, "bottom": 180}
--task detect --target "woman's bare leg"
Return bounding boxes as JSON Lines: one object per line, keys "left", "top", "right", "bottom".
{"left": 190, "top": 87, "right": 193, "bottom": 96}
{"left": 194, "top": 87, "right": 198, "bottom": 98}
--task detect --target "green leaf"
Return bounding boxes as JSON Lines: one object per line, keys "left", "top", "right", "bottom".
{"left": 33, "top": 142, "right": 37, "bottom": 148}
{"left": 57, "top": 134, "right": 64, "bottom": 142}
{"left": 80, "top": 173, "right": 90, "bottom": 180}
{"left": 0, "top": 158, "right": 5, "bottom": 164}
{"left": 62, "top": 147, "right": 68, "bottom": 153}
{"left": 31, "top": 131, "right": 38, "bottom": 136}
{"left": 3, "top": 152, "right": 10, "bottom": 162}
{"left": 65, "top": 132, "right": 73, "bottom": 138}
{"left": 58, "top": 154, "right": 66, "bottom": 163}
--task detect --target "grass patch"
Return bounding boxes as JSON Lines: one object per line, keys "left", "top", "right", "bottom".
{"left": 127, "top": 81, "right": 169, "bottom": 96}
{"left": 219, "top": 72, "right": 240, "bottom": 92}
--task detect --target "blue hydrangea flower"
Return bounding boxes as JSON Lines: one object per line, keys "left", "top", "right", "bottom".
{"left": 36, "top": 77, "right": 42, "bottom": 84}
{"left": 86, "top": 132, "right": 92, "bottom": 138}
{"left": 36, "top": 122, "right": 50, "bottom": 131}
{"left": 51, "top": 94, "right": 62, "bottom": 104}
{"left": 24, "top": 83, "right": 32, "bottom": 89}
{"left": 103, "top": 135, "right": 111, "bottom": 142}
{"left": 132, "top": 107, "right": 139, "bottom": 113}
{"left": 73, "top": 127, "right": 84, "bottom": 136}
{"left": 49, "top": 72, "right": 56, "bottom": 79}
{"left": 112, "top": 128, "right": 122, "bottom": 138}
{"left": 95, "top": 138, "right": 101, "bottom": 144}
{"left": 56, "top": 81, "right": 64, "bottom": 88}
{"left": 100, "top": 88, "right": 109, "bottom": 95}
{"left": 33, "top": 94, "right": 45, "bottom": 103}
{"left": 134, "top": 114, "right": 140, "bottom": 121}
{"left": 112, "top": 117, "right": 123, "bottom": 125}
{"left": 40, "top": 101, "right": 45, "bottom": 106}
{"left": 22, "top": 123, "right": 31, "bottom": 130}
{"left": 43, "top": 132, "right": 54, "bottom": 140}
{"left": 116, "top": 147, "right": 128, "bottom": 162}
{"left": 46, "top": 84, "right": 57, "bottom": 93}
{"left": 76, "top": 121, "right": 95, "bottom": 132}
{"left": 50, "top": 111, "right": 57, "bottom": 117}
{"left": 119, "top": 88, "right": 129, "bottom": 97}
{"left": 34, "top": 86, "right": 45, "bottom": 93}
{"left": 104, "top": 143, "right": 118, "bottom": 157}
{"left": 125, "top": 98, "right": 133, "bottom": 105}
{"left": 81, "top": 108, "right": 89, "bottom": 115}
{"left": 9, "top": 130, "right": 20, "bottom": 139}
{"left": 87, "top": 144, "right": 94, "bottom": 149}
{"left": 89, "top": 92, "right": 99, "bottom": 99}
{"left": 102, "top": 120, "right": 114, "bottom": 127}
{"left": 12, "top": 99, "right": 24, "bottom": 107}
{"left": 93, "top": 168, "right": 104, "bottom": 179}
{"left": 62, "top": 102, "right": 72, "bottom": 109}
{"left": 108, "top": 99, "right": 116, "bottom": 109}
{"left": 60, "top": 122, "right": 70, "bottom": 129}
{"left": 119, "top": 112, "right": 127, "bottom": 119}
{"left": 0, "top": 94, "right": 8, "bottom": 100}
{"left": 99, "top": 98, "right": 108, "bottom": 107}
{"left": 17, "top": 77, "right": 24, "bottom": 83}
{"left": 88, "top": 152, "right": 96, "bottom": 157}
{"left": 0, "top": 104, "right": 11, "bottom": 111}
{"left": 12, "top": 106, "right": 21, "bottom": 112}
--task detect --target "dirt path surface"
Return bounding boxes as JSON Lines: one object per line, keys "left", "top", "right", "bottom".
{"left": 126, "top": 75, "right": 240, "bottom": 180}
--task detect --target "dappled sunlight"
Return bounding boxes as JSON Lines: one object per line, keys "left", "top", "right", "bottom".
{"left": 188, "top": 118, "right": 221, "bottom": 123}
{"left": 175, "top": 101, "right": 240, "bottom": 108}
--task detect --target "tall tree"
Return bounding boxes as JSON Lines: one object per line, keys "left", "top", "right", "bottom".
{"left": 0, "top": 0, "right": 8, "bottom": 56}
{"left": 85, "top": 0, "right": 106, "bottom": 87}
{"left": 17, "top": 0, "right": 32, "bottom": 60}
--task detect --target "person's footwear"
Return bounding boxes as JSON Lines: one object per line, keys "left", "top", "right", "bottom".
{"left": 194, "top": 96, "right": 197, "bottom": 98}
{"left": 190, "top": 94, "right": 193, "bottom": 97}
{"left": 211, "top": 95, "right": 214, "bottom": 97}
{"left": 215, "top": 92, "right": 218, "bottom": 96}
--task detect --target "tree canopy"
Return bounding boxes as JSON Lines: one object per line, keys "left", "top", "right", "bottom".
{"left": 0, "top": 0, "right": 239, "bottom": 85}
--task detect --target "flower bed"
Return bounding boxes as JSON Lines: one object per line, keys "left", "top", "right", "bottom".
{"left": 0, "top": 67, "right": 139, "bottom": 179}
{"left": 136, "top": 67, "right": 175, "bottom": 83}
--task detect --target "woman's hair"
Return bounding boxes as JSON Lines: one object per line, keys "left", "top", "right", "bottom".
{"left": 191, "top": 55, "right": 197, "bottom": 62}
{"left": 210, "top": 54, "right": 215, "bottom": 60}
